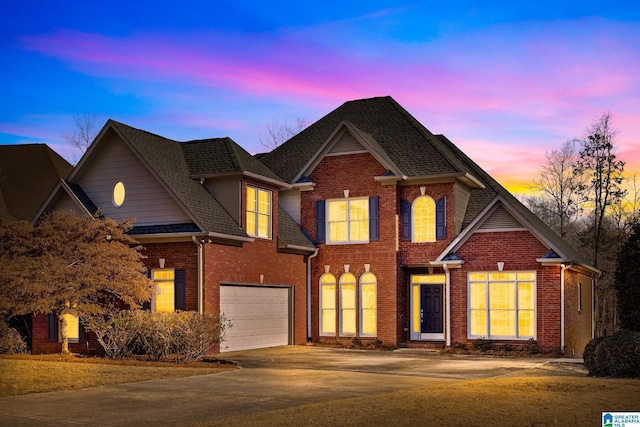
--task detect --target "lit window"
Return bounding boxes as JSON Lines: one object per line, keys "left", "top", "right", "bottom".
{"left": 340, "top": 273, "right": 357, "bottom": 336}
{"left": 113, "top": 181, "right": 126, "bottom": 207}
{"left": 62, "top": 313, "right": 80, "bottom": 343}
{"left": 246, "top": 186, "right": 272, "bottom": 238}
{"left": 327, "top": 198, "right": 369, "bottom": 244}
{"left": 152, "top": 269, "right": 175, "bottom": 313}
{"left": 320, "top": 274, "right": 336, "bottom": 336}
{"left": 412, "top": 196, "right": 435, "bottom": 242}
{"left": 468, "top": 271, "right": 535, "bottom": 339}
{"left": 359, "top": 273, "right": 377, "bottom": 336}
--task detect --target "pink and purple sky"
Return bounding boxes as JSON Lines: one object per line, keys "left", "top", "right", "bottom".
{"left": 1, "top": 1, "right": 639, "bottom": 194}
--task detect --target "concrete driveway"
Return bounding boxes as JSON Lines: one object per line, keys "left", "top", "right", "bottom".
{"left": 0, "top": 346, "right": 561, "bottom": 427}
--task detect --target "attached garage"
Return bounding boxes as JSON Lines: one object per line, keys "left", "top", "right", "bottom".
{"left": 220, "top": 284, "right": 292, "bottom": 352}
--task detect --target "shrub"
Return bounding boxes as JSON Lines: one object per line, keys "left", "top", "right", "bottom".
{"left": 0, "top": 319, "right": 28, "bottom": 354}
{"left": 89, "top": 310, "right": 231, "bottom": 363}
{"left": 583, "top": 330, "right": 640, "bottom": 378}
{"left": 522, "top": 338, "right": 542, "bottom": 355}
{"left": 472, "top": 337, "right": 494, "bottom": 352}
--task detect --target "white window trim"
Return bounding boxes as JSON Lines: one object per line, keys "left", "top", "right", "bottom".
{"left": 359, "top": 273, "right": 377, "bottom": 337}
{"left": 339, "top": 273, "right": 357, "bottom": 337}
{"left": 326, "top": 197, "right": 370, "bottom": 245}
{"left": 467, "top": 271, "right": 537, "bottom": 340}
{"left": 246, "top": 186, "right": 273, "bottom": 240}
{"left": 411, "top": 195, "right": 436, "bottom": 243}
{"left": 319, "top": 274, "right": 336, "bottom": 337}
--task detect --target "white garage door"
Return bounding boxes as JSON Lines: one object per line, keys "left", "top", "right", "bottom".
{"left": 220, "top": 285, "right": 291, "bottom": 352}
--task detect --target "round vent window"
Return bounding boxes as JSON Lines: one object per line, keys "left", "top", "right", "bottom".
{"left": 113, "top": 181, "right": 126, "bottom": 207}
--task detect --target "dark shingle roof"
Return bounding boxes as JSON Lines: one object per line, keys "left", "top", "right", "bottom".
{"left": 65, "top": 181, "right": 99, "bottom": 216}
{"left": 277, "top": 205, "right": 314, "bottom": 250}
{"left": 261, "top": 96, "right": 465, "bottom": 183}
{"left": 0, "top": 144, "right": 72, "bottom": 220}
{"left": 109, "top": 121, "right": 248, "bottom": 238}
{"left": 182, "top": 138, "right": 285, "bottom": 182}
{"left": 261, "top": 96, "right": 593, "bottom": 269}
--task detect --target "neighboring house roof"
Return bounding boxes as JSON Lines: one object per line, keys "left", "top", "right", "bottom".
{"left": 0, "top": 144, "right": 72, "bottom": 221}
{"left": 260, "top": 96, "right": 595, "bottom": 273}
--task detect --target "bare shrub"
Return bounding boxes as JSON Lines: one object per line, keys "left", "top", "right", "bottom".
{"left": 171, "top": 312, "right": 231, "bottom": 363}
{"left": 87, "top": 311, "right": 140, "bottom": 359}
{"left": 0, "top": 319, "right": 28, "bottom": 354}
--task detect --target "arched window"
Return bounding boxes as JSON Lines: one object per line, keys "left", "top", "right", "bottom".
{"left": 320, "top": 274, "right": 336, "bottom": 336}
{"left": 339, "top": 273, "right": 357, "bottom": 336}
{"left": 412, "top": 196, "right": 436, "bottom": 242}
{"left": 359, "top": 272, "right": 377, "bottom": 336}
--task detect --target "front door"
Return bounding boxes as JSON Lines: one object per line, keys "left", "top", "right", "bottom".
{"left": 420, "top": 284, "right": 443, "bottom": 334}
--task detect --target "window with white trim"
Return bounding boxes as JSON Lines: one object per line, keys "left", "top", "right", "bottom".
{"left": 359, "top": 272, "right": 377, "bottom": 336}
{"left": 468, "top": 271, "right": 535, "bottom": 339}
{"left": 339, "top": 273, "right": 357, "bottom": 336}
{"left": 151, "top": 269, "right": 186, "bottom": 312}
{"left": 246, "top": 186, "right": 272, "bottom": 239}
{"left": 320, "top": 274, "right": 336, "bottom": 336}
{"left": 412, "top": 196, "right": 435, "bottom": 242}
{"left": 327, "top": 198, "right": 369, "bottom": 244}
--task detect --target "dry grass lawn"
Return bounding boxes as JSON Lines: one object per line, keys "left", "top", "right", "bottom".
{"left": 1, "top": 355, "right": 638, "bottom": 426}
{"left": 0, "top": 353, "right": 236, "bottom": 397}
{"left": 200, "top": 375, "right": 640, "bottom": 426}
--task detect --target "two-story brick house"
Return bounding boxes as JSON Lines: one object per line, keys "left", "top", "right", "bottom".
{"left": 32, "top": 96, "right": 596, "bottom": 357}
{"left": 261, "top": 96, "right": 597, "bottom": 356}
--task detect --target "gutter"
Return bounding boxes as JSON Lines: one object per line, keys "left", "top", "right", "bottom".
{"left": 307, "top": 248, "right": 320, "bottom": 341}
{"left": 192, "top": 236, "right": 204, "bottom": 314}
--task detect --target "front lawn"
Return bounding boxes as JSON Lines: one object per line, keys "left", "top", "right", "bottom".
{"left": 0, "top": 354, "right": 236, "bottom": 397}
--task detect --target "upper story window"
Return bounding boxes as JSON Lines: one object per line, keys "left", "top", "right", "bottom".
{"left": 328, "top": 198, "right": 369, "bottom": 243}
{"left": 315, "top": 197, "right": 379, "bottom": 245}
{"left": 113, "top": 181, "right": 126, "bottom": 207}
{"left": 246, "top": 186, "right": 272, "bottom": 239}
{"left": 412, "top": 196, "right": 436, "bottom": 242}
{"left": 401, "top": 196, "right": 446, "bottom": 242}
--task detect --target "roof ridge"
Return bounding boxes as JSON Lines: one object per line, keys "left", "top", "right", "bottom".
{"left": 108, "top": 119, "right": 177, "bottom": 143}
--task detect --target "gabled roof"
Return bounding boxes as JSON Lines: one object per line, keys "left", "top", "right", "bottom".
{"left": 260, "top": 96, "right": 595, "bottom": 273}
{"left": 105, "top": 121, "right": 249, "bottom": 240}
{"left": 0, "top": 144, "right": 72, "bottom": 221}
{"left": 182, "top": 137, "right": 286, "bottom": 185}
{"left": 261, "top": 96, "right": 479, "bottom": 183}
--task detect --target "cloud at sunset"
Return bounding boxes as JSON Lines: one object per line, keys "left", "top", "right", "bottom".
{"left": 1, "top": 2, "right": 639, "bottom": 194}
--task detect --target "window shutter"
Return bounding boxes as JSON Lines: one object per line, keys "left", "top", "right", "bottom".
{"left": 436, "top": 197, "right": 446, "bottom": 240}
{"left": 316, "top": 200, "right": 326, "bottom": 243}
{"left": 369, "top": 196, "right": 379, "bottom": 241}
{"left": 175, "top": 269, "right": 186, "bottom": 311}
{"left": 47, "top": 313, "right": 58, "bottom": 342}
{"left": 79, "top": 321, "right": 87, "bottom": 343}
{"left": 400, "top": 199, "right": 411, "bottom": 241}
{"left": 143, "top": 270, "right": 151, "bottom": 310}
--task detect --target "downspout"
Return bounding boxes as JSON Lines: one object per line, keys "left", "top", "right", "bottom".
{"left": 192, "top": 236, "right": 204, "bottom": 314}
{"left": 443, "top": 264, "right": 451, "bottom": 347}
{"left": 307, "top": 248, "right": 319, "bottom": 341}
{"left": 560, "top": 264, "right": 570, "bottom": 351}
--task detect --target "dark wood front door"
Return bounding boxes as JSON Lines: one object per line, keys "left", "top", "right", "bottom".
{"left": 420, "top": 284, "right": 443, "bottom": 334}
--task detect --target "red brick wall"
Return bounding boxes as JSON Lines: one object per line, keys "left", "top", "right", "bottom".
{"left": 32, "top": 314, "right": 103, "bottom": 355}
{"left": 302, "top": 153, "right": 399, "bottom": 345}
{"left": 452, "top": 230, "right": 562, "bottom": 349}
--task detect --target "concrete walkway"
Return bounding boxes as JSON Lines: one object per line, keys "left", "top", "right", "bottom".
{"left": 0, "top": 346, "right": 569, "bottom": 426}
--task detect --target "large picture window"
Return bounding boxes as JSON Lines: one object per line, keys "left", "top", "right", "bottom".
{"left": 246, "top": 186, "right": 272, "bottom": 239}
{"left": 468, "top": 271, "right": 535, "bottom": 339}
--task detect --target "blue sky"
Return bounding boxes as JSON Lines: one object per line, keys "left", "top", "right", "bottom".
{"left": 2, "top": 1, "right": 639, "bottom": 193}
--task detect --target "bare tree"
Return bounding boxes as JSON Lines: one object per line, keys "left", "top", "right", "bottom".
{"left": 63, "top": 113, "right": 99, "bottom": 155}
{"left": 259, "top": 118, "right": 310, "bottom": 150}
{"left": 530, "top": 139, "right": 583, "bottom": 238}
{"left": 573, "top": 112, "right": 626, "bottom": 269}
